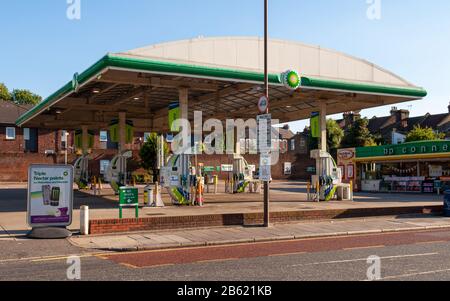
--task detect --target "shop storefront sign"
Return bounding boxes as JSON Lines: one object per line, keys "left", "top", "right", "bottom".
{"left": 356, "top": 141, "right": 450, "bottom": 158}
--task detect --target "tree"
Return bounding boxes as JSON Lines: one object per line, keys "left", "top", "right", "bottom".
{"left": 307, "top": 119, "right": 345, "bottom": 152}
{"left": 139, "top": 133, "right": 170, "bottom": 182}
{"left": 341, "top": 118, "right": 377, "bottom": 148}
{"left": 11, "top": 89, "right": 42, "bottom": 105}
{"left": 326, "top": 119, "right": 344, "bottom": 151}
{"left": 405, "top": 125, "right": 445, "bottom": 142}
{"left": 0, "top": 83, "right": 11, "bottom": 101}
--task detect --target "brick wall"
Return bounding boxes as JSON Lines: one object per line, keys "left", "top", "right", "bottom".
{"left": 89, "top": 205, "right": 443, "bottom": 235}
{"left": 0, "top": 125, "right": 25, "bottom": 153}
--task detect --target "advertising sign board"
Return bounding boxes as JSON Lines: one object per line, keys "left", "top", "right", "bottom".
{"left": 27, "top": 165, "right": 74, "bottom": 228}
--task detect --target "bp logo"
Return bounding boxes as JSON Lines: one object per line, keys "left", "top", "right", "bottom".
{"left": 281, "top": 70, "right": 300, "bottom": 90}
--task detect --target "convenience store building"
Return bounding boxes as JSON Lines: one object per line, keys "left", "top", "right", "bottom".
{"left": 338, "top": 140, "right": 450, "bottom": 194}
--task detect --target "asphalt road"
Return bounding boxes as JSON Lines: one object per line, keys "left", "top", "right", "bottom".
{"left": 3, "top": 229, "right": 450, "bottom": 281}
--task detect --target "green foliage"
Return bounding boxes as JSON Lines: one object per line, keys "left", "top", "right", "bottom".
{"left": 139, "top": 133, "right": 170, "bottom": 181}
{"left": 308, "top": 119, "right": 345, "bottom": 151}
{"left": 341, "top": 118, "right": 377, "bottom": 148}
{"left": 405, "top": 125, "right": 445, "bottom": 143}
{"left": 11, "top": 89, "right": 42, "bottom": 105}
{"left": 326, "top": 119, "right": 344, "bottom": 151}
{"left": 0, "top": 83, "right": 11, "bottom": 101}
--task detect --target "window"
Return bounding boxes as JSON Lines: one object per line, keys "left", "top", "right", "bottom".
{"left": 24, "top": 128, "right": 38, "bottom": 153}
{"left": 61, "top": 130, "right": 69, "bottom": 150}
{"left": 290, "top": 139, "right": 296, "bottom": 151}
{"left": 99, "top": 131, "right": 108, "bottom": 142}
{"left": 23, "top": 128, "right": 30, "bottom": 140}
{"left": 6, "top": 127, "right": 16, "bottom": 140}
{"left": 100, "top": 160, "right": 111, "bottom": 175}
{"left": 144, "top": 132, "right": 151, "bottom": 142}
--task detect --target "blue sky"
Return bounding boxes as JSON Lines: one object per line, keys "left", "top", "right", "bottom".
{"left": 1, "top": 0, "right": 449, "bottom": 132}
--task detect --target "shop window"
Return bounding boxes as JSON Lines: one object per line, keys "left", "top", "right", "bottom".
{"left": 144, "top": 132, "right": 151, "bottom": 143}
{"left": 6, "top": 127, "right": 16, "bottom": 140}
{"left": 99, "top": 131, "right": 108, "bottom": 142}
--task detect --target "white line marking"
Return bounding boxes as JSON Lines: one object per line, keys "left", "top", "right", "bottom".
{"left": 381, "top": 268, "right": 450, "bottom": 280}
{"left": 0, "top": 252, "right": 109, "bottom": 264}
{"left": 292, "top": 253, "right": 439, "bottom": 267}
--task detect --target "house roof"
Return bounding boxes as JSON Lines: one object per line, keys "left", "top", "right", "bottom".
{"left": 368, "top": 112, "right": 449, "bottom": 136}
{"left": 0, "top": 100, "right": 33, "bottom": 125}
{"left": 278, "top": 128, "right": 295, "bottom": 140}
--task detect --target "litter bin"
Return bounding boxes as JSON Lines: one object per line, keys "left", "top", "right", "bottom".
{"left": 444, "top": 190, "right": 450, "bottom": 217}
{"left": 144, "top": 185, "right": 154, "bottom": 207}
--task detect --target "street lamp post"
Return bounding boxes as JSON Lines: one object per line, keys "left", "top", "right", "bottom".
{"left": 263, "top": 0, "right": 270, "bottom": 227}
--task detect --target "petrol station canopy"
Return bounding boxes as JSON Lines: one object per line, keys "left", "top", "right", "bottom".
{"left": 16, "top": 37, "right": 427, "bottom": 132}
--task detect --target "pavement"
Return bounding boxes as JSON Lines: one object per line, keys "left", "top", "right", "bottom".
{"left": 0, "top": 181, "right": 443, "bottom": 238}
{"left": 69, "top": 214, "right": 450, "bottom": 252}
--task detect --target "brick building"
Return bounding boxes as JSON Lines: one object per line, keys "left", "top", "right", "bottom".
{"left": 0, "top": 100, "right": 146, "bottom": 182}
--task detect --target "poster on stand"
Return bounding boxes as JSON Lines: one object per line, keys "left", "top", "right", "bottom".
{"left": 27, "top": 165, "right": 74, "bottom": 228}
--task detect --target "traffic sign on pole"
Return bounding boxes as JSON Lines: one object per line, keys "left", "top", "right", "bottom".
{"left": 258, "top": 96, "right": 269, "bottom": 114}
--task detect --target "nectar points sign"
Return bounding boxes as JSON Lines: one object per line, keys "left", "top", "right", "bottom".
{"left": 27, "top": 165, "right": 74, "bottom": 228}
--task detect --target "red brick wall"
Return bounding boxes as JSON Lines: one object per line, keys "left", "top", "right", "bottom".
{"left": 0, "top": 125, "right": 25, "bottom": 153}
{"left": 89, "top": 205, "right": 443, "bottom": 234}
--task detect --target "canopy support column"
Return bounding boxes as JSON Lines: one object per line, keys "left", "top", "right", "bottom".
{"left": 319, "top": 102, "right": 327, "bottom": 152}
{"left": 118, "top": 112, "right": 126, "bottom": 153}
{"left": 179, "top": 88, "right": 189, "bottom": 177}
{"left": 81, "top": 125, "right": 89, "bottom": 155}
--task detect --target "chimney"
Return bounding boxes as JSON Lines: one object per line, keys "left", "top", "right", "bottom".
{"left": 343, "top": 111, "right": 360, "bottom": 127}
{"left": 390, "top": 107, "right": 410, "bottom": 126}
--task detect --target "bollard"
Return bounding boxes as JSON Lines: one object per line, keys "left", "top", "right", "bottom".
{"left": 307, "top": 182, "right": 311, "bottom": 201}
{"left": 316, "top": 182, "right": 320, "bottom": 202}
{"left": 214, "top": 176, "right": 218, "bottom": 194}
{"left": 93, "top": 176, "right": 98, "bottom": 196}
{"left": 80, "top": 205, "right": 89, "bottom": 235}
{"left": 196, "top": 177, "right": 204, "bottom": 206}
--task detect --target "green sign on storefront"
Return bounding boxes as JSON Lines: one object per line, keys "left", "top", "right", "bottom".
{"left": 356, "top": 141, "right": 450, "bottom": 158}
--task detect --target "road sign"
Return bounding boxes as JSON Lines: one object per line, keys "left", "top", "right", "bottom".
{"left": 221, "top": 164, "right": 233, "bottom": 172}
{"left": 119, "top": 187, "right": 139, "bottom": 206}
{"left": 258, "top": 96, "right": 269, "bottom": 113}
{"left": 119, "top": 187, "right": 139, "bottom": 219}
{"left": 27, "top": 165, "right": 74, "bottom": 228}
{"left": 257, "top": 114, "right": 272, "bottom": 153}
{"left": 259, "top": 153, "right": 272, "bottom": 181}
